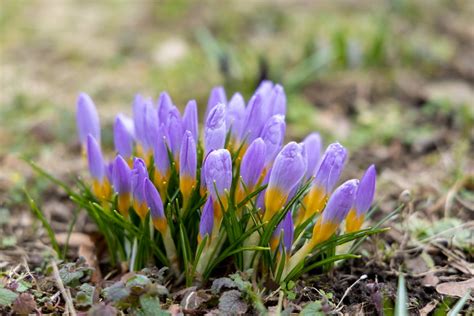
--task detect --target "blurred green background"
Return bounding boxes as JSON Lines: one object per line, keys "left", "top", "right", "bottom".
{"left": 0, "top": 0, "right": 473, "bottom": 203}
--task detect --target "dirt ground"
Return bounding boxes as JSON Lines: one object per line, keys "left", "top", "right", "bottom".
{"left": 0, "top": 0, "right": 473, "bottom": 314}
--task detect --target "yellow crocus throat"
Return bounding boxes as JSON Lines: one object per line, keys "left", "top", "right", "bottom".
{"left": 180, "top": 174, "right": 196, "bottom": 201}
{"left": 92, "top": 178, "right": 112, "bottom": 201}
{"left": 117, "top": 193, "right": 131, "bottom": 217}
{"left": 310, "top": 217, "right": 338, "bottom": 246}
{"left": 345, "top": 208, "right": 364, "bottom": 233}
{"left": 152, "top": 217, "right": 167, "bottom": 234}
{"left": 270, "top": 236, "right": 280, "bottom": 252}
{"left": 263, "top": 186, "right": 287, "bottom": 222}
{"left": 297, "top": 186, "right": 327, "bottom": 225}
{"left": 154, "top": 169, "right": 170, "bottom": 197}
{"left": 133, "top": 200, "right": 148, "bottom": 221}
{"left": 136, "top": 144, "right": 152, "bottom": 166}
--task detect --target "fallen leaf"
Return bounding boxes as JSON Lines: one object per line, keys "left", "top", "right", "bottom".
{"left": 218, "top": 290, "right": 248, "bottom": 315}
{"left": 436, "top": 278, "right": 474, "bottom": 297}
{"left": 12, "top": 292, "right": 37, "bottom": 315}
{"left": 419, "top": 300, "right": 438, "bottom": 316}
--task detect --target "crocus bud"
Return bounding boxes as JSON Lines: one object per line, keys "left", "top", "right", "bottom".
{"left": 270, "top": 211, "right": 294, "bottom": 253}
{"left": 198, "top": 198, "right": 214, "bottom": 243}
{"left": 205, "top": 86, "right": 226, "bottom": 120}
{"left": 166, "top": 106, "right": 184, "bottom": 164}
{"left": 114, "top": 114, "right": 134, "bottom": 160}
{"left": 260, "top": 115, "right": 286, "bottom": 167}
{"left": 346, "top": 165, "right": 376, "bottom": 233}
{"left": 204, "top": 103, "right": 226, "bottom": 155}
{"left": 263, "top": 142, "right": 307, "bottom": 222}
{"left": 87, "top": 135, "right": 110, "bottom": 200}
{"left": 237, "top": 138, "right": 266, "bottom": 202}
{"left": 180, "top": 131, "right": 197, "bottom": 203}
{"left": 157, "top": 92, "right": 173, "bottom": 125}
{"left": 204, "top": 149, "right": 232, "bottom": 219}
{"left": 311, "top": 179, "right": 358, "bottom": 245}
{"left": 131, "top": 158, "right": 149, "bottom": 220}
{"left": 302, "top": 133, "right": 322, "bottom": 180}
{"left": 112, "top": 155, "right": 132, "bottom": 217}
{"left": 183, "top": 100, "right": 198, "bottom": 141}
{"left": 255, "top": 80, "right": 274, "bottom": 96}
{"left": 298, "top": 143, "right": 347, "bottom": 225}
{"left": 152, "top": 124, "right": 171, "bottom": 197}
{"left": 226, "top": 93, "right": 245, "bottom": 145}
{"left": 144, "top": 178, "right": 167, "bottom": 233}
{"left": 77, "top": 93, "right": 100, "bottom": 149}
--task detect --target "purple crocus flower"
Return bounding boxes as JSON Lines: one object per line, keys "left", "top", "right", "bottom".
{"left": 198, "top": 197, "right": 214, "bottom": 243}
{"left": 131, "top": 158, "right": 149, "bottom": 220}
{"left": 260, "top": 115, "right": 286, "bottom": 167}
{"left": 310, "top": 179, "right": 358, "bottom": 245}
{"left": 255, "top": 80, "right": 274, "bottom": 96}
{"left": 144, "top": 178, "right": 167, "bottom": 233}
{"left": 226, "top": 93, "right": 245, "bottom": 144}
{"left": 114, "top": 114, "right": 134, "bottom": 160}
{"left": 112, "top": 155, "right": 132, "bottom": 217}
{"left": 205, "top": 86, "right": 226, "bottom": 120}
{"left": 152, "top": 123, "right": 171, "bottom": 196}
{"left": 239, "top": 138, "right": 266, "bottom": 196}
{"left": 263, "top": 142, "right": 307, "bottom": 221}
{"left": 204, "top": 103, "right": 226, "bottom": 155}
{"left": 183, "top": 100, "right": 198, "bottom": 141}
{"left": 270, "top": 211, "right": 294, "bottom": 253}
{"left": 302, "top": 133, "right": 322, "bottom": 180}
{"left": 157, "top": 92, "right": 173, "bottom": 125}
{"left": 77, "top": 93, "right": 100, "bottom": 147}
{"left": 180, "top": 131, "right": 197, "bottom": 202}
{"left": 298, "top": 142, "right": 347, "bottom": 225}
{"left": 346, "top": 165, "right": 376, "bottom": 232}
{"left": 256, "top": 167, "right": 271, "bottom": 213}
{"left": 166, "top": 106, "right": 184, "bottom": 163}
{"left": 204, "top": 149, "right": 232, "bottom": 216}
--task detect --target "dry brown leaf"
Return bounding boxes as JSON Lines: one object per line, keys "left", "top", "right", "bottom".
{"left": 419, "top": 300, "right": 438, "bottom": 316}
{"left": 422, "top": 272, "right": 440, "bottom": 287}
{"left": 436, "top": 278, "right": 474, "bottom": 297}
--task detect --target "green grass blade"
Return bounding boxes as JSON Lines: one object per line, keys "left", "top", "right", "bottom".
{"left": 447, "top": 289, "right": 471, "bottom": 316}
{"left": 394, "top": 274, "right": 408, "bottom": 316}
{"left": 24, "top": 190, "right": 61, "bottom": 257}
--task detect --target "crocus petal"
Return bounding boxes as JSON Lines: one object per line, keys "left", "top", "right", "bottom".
{"left": 264, "top": 142, "right": 306, "bottom": 221}
{"left": 153, "top": 124, "right": 171, "bottom": 176}
{"left": 114, "top": 114, "right": 134, "bottom": 159}
{"left": 132, "top": 94, "right": 146, "bottom": 146}
{"left": 355, "top": 165, "right": 376, "bottom": 216}
{"left": 260, "top": 115, "right": 286, "bottom": 166}
{"left": 303, "top": 133, "right": 322, "bottom": 180}
{"left": 205, "top": 86, "right": 226, "bottom": 120}
{"left": 183, "top": 100, "right": 198, "bottom": 141}
{"left": 204, "top": 103, "right": 226, "bottom": 155}
{"left": 226, "top": 93, "right": 245, "bottom": 141}
{"left": 143, "top": 98, "right": 159, "bottom": 152}
{"left": 269, "top": 84, "right": 286, "bottom": 116}
{"left": 240, "top": 138, "right": 266, "bottom": 190}
{"left": 166, "top": 106, "right": 184, "bottom": 160}
{"left": 157, "top": 92, "right": 173, "bottom": 125}
{"left": 241, "top": 94, "right": 266, "bottom": 144}
{"left": 86, "top": 134, "right": 105, "bottom": 181}
{"left": 204, "top": 149, "right": 232, "bottom": 202}
{"left": 112, "top": 155, "right": 131, "bottom": 194}
{"left": 131, "top": 158, "right": 148, "bottom": 203}
{"left": 199, "top": 197, "right": 214, "bottom": 242}
{"left": 144, "top": 178, "right": 165, "bottom": 219}
{"left": 271, "top": 211, "right": 294, "bottom": 253}
{"left": 77, "top": 93, "right": 100, "bottom": 145}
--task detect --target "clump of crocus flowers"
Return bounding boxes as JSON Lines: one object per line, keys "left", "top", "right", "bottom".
{"left": 76, "top": 81, "right": 376, "bottom": 283}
